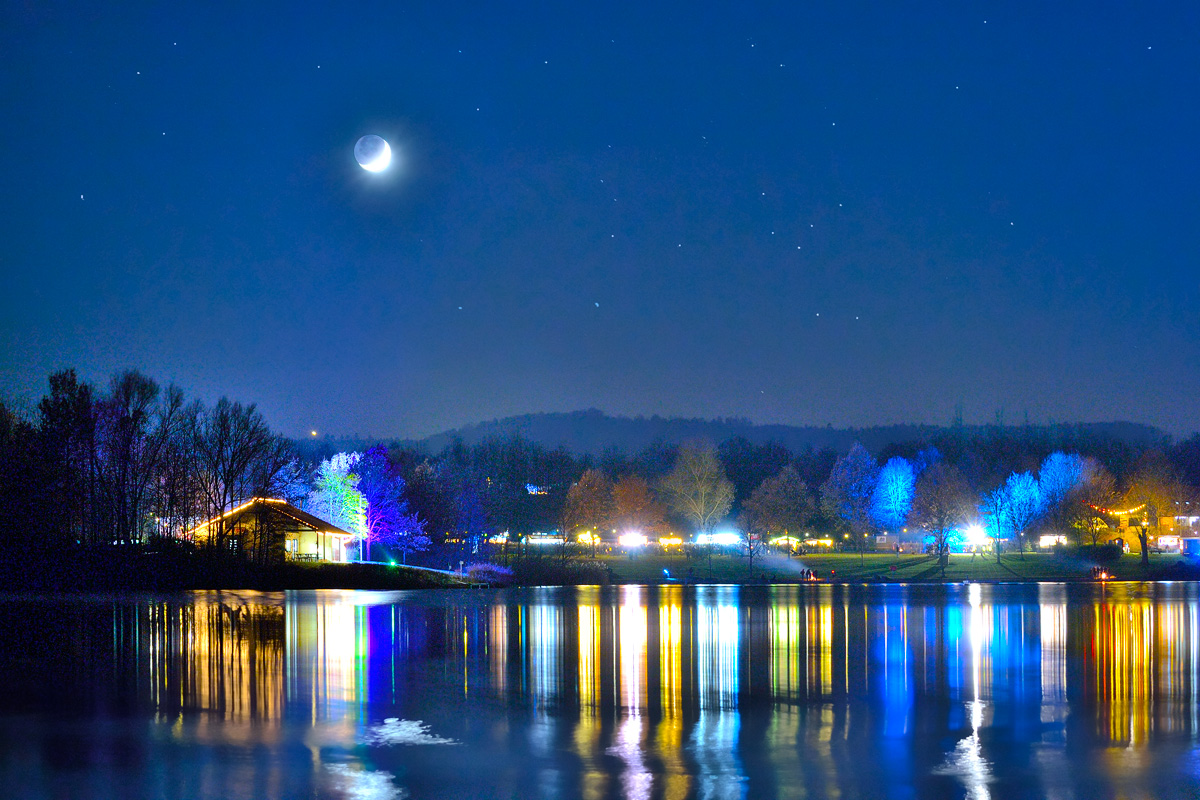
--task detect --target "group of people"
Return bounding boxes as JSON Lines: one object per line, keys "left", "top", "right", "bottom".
{"left": 1088, "top": 565, "right": 1110, "bottom": 580}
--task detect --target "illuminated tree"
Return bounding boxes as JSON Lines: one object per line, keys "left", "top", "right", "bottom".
{"left": 611, "top": 475, "right": 667, "bottom": 539}
{"left": 1037, "top": 452, "right": 1085, "bottom": 536}
{"left": 980, "top": 485, "right": 1011, "bottom": 562}
{"left": 1005, "top": 471, "right": 1043, "bottom": 557}
{"left": 871, "top": 456, "right": 916, "bottom": 531}
{"left": 744, "top": 465, "right": 814, "bottom": 539}
{"left": 562, "top": 468, "right": 613, "bottom": 544}
{"left": 356, "top": 445, "right": 424, "bottom": 562}
{"left": 660, "top": 442, "right": 734, "bottom": 536}
{"left": 909, "top": 463, "right": 973, "bottom": 577}
{"left": 1070, "top": 458, "right": 1117, "bottom": 546}
{"left": 743, "top": 464, "right": 814, "bottom": 573}
{"left": 380, "top": 510, "right": 430, "bottom": 564}
{"left": 1125, "top": 452, "right": 1185, "bottom": 567}
{"left": 820, "top": 443, "right": 878, "bottom": 558}
{"left": 308, "top": 452, "right": 366, "bottom": 544}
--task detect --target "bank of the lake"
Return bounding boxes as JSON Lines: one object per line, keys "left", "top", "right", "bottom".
{"left": 588, "top": 550, "right": 1200, "bottom": 585}
{"left": 7, "top": 545, "right": 1200, "bottom": 592}
{"left": 0, "top": 546, "right": 463, "bottom": 592}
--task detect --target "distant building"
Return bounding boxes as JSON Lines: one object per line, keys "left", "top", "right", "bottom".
{"left": 189, "top": 498, "right": 355, "bottom": 563}
{"left": 1100, "top": 502, "right": 1200, "bottom": 553}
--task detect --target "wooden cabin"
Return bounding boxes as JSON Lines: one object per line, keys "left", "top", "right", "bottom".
{"left": 189, "top": 498, "right": 355, "bottom": 563}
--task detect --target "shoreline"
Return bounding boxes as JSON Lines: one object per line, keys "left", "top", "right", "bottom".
{"left": 3, "top": 548, "right": 1196, "bottom": 592}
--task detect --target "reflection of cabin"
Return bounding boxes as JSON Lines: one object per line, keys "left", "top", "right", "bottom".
{"left": 189, "top": 498, "right": 355, "bottom": 563}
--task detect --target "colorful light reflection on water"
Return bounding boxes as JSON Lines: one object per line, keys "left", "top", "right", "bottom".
{"left": 0, "top": 582, "right": 1199, "bottom": 799}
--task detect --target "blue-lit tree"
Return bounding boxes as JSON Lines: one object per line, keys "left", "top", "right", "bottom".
{"left": 1038, "top": 452, "right": 1084, "bottom": 536}
{"left": 871, "top": 457, "right": 915, "bottom": 532}
{"left": 979, "top": 485, "right": 1011, "bottom": 562}
{"left": 820, "top": 443, "right": 879, "bottom": 559}
{"left": 1005, "top": 471, "right": 1043, "bottom": 557}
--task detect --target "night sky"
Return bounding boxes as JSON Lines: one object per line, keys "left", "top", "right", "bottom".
{"left": 3, "top": 2, "right": 1198, "bottom": 439}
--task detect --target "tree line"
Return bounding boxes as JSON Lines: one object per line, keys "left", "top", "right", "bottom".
{"left": 2, "top": 369, "right": 1198, "bottom": 575}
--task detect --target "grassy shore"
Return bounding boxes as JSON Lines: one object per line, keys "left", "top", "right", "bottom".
{"left": 2, "top": 547, "right": 467, "bottom": 592}
{"left": 590, "top": 550, "right": 1195, "bottom": 585}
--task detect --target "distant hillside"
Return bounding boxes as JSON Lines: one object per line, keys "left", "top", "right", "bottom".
{"left": 412, "top": 409, "right": 1169, "bottom": 456}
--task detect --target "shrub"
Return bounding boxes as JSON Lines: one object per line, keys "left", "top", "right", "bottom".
{"left": 465, "top": 562, "right": 515, "bottom": 586}
{"left": 508, "top": 558, "right": 609, "bottom": 586}
{"left": 1078, "top": 543, "right": 1123, "bottom": 564}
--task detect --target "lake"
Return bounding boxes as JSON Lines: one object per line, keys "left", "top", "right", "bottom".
{"left": 0, "top": 582, "right": 1198, "bottom": 799}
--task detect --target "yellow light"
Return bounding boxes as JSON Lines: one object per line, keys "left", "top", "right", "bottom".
{"left": 1093, "top": 503, "right": 1147, "bottom": 516}
{"left": 659, "top": 536, "right": 683, "bottom": 546}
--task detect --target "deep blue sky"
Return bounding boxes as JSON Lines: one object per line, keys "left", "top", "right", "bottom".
{"left": 3, "top": 2, "right": 1198, "bottom": 439}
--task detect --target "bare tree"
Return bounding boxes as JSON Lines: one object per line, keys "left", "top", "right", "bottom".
{"left": 743, "top": 465, "right": 814, "bottom": 573}
{"left": 190, "top": 398, "right": 291, "bottom": 555}
{"left": 909, "top": 463, "right": 973, "bottom": 577}
{"left": 1069, "top": 458, "right": 1117, "bottom": 546}
{"left": 94, "top": 372, "right": 184, "bottom": 545}
{"left": 1125, "top": 452, "right": 1186, "bottom": 568}
{"left": 561, "top": 468, "right": 613, "bottom": 557}
{"left": 611, "top": 474, "right": 667, "bottom": 539}
{"left": 660, "top": 442, "right": 734, "bottom": 537}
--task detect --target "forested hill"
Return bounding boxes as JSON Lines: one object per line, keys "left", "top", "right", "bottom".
{"left": 411, "top": 410, "right": 1169, "bottom": 456}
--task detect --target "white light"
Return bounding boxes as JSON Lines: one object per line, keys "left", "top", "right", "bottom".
{"left": 697, "top": 531, "right": 740, "bottom": 546}
{"left": 618, "top": 532, "right": 647, "bottom": 547}
{"left": 963, "top": 524, "right": 988, "bottom": 547}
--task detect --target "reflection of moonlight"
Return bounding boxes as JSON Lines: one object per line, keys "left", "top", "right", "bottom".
{"left": 354, "top": 135, "right": 392, "bottom": 172}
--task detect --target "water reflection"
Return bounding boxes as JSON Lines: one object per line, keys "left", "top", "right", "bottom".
{"left": 2, "top": 582, "right": 1200, "bottom": 798}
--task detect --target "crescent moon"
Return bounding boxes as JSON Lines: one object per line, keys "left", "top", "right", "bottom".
{"left": 355, "top": 135, "right": 393, "bottom": 172}
{"left": 361, "top": 140, "right": 391, "bottom": 172}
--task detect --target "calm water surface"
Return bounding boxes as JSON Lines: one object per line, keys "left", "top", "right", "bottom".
{"left": 0, "top": 583, "right": 1198, "bottom": 799}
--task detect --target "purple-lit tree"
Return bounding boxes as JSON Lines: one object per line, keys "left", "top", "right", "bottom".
{"left": 380, "top": 510, "right": 431, "bottom": 564}
{"left": 355, "top": 445, "right": 431, "bottom": 563}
